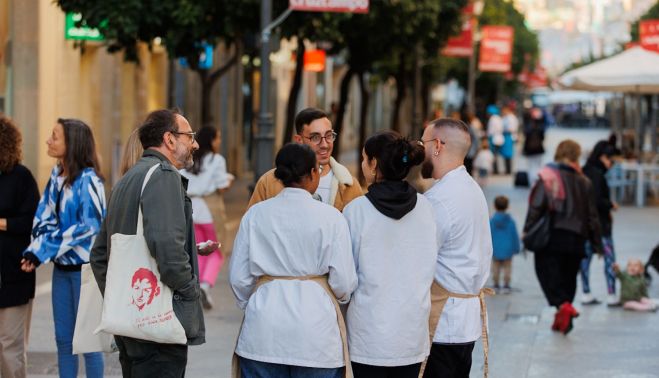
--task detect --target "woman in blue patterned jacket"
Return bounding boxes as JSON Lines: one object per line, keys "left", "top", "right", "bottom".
{"left": 22, "top": 118, "right": 106, "bottom": 378}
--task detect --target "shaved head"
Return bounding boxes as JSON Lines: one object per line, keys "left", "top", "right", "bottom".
{"left": 426, "top": 118, "right": 471, "bottom": 160}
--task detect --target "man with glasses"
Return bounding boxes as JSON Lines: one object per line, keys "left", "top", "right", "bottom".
{"left": 248, "top": 107, "right": 362, "bottom": 211}
{"left": 420, "top": 118, "right": 493, "bottom": 378}
{"left": 91, "top": 109, "right": 206, "bottom": 377}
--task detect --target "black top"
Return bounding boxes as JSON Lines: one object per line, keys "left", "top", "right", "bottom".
{"left": 0, "top": 164, "right": 40, "bottom": 308}
{"left": 365, "top": 180, "right": 417, "bottom": 220}
{"left": 582, "top": 159, "right": 613, "bottom": 236}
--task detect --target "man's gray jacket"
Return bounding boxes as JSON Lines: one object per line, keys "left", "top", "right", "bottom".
{"left": 91, "top": 149, "right": 205, "bottom": 345}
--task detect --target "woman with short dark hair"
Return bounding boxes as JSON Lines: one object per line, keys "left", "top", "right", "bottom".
{"left": 230, "top": 143, "right": 357, "bottom": 378}
{"left": 22, "top": 118, "right": 106, "bottom": 377}
{"left": 0, "top": 114, "right": 40, "bottom": 378}
{"left": 343, "top": 131, "right": 438, "bottom": 378}
{"left": 524, "top": 139, "right": 602, "bottom": 335}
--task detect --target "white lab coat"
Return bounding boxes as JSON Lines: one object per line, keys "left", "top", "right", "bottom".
{"left": 229, "top": 188, "right": 357, "bottom": 368}
{"left": 424, "top": 166, "right": 493, "bottom": 344}
{"left": 343, "top": 194, "right": 438, "bottom": 366}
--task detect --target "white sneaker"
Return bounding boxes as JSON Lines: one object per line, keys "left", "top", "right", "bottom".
{"left": 581, "top": 293, "right": 600, "bottom": 305}
{"left": 606, "top": 293, "right": 620, "bottom": 307}
{"left": 200, "top": 284, "right": 214, "bottom": 310}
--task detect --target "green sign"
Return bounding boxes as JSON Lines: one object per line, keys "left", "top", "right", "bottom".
{"left": 65, "top": 13, "right": 104, "bottom": 41}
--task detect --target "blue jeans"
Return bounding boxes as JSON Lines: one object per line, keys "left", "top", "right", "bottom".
{"left": 580, "top": 237, "right": 616, "bottom": 295}
{"left": 52, "top": 267, "right": 104, "bottom": 378}
{"left": 239, "top": 357, "right": 342, "bottom": 378}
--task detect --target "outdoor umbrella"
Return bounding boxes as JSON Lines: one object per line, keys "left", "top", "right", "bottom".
{"left": 559, "top": 46, "right": 659, "bottom": 93}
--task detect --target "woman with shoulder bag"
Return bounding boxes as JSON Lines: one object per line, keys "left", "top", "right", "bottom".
{"left": 523, "top": 139, "right": 602, "bottom": 335}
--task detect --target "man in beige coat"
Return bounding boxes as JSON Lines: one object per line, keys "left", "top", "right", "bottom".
{"left": 248, "top": 108, "right": 362, "bottom": 211}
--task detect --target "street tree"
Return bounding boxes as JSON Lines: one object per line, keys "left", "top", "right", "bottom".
{"left": 56, "top": 0, "right": 261, "bottom": 124}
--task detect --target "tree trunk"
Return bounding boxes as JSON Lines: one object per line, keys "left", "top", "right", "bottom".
{"left": 420, "top": 79, "right": 430, "bottom": 137}
{"left": 391, "top": 53, "right": 407, "bottom": 133}
{"left": 333, "top": 67, "right": 355, "bottom": 158}
{"left": 196, "top": 46, "right": 239, "bottom": 126}
{"left": 357, "top": 71, "right": 370, "bottom": 185}
{"left": 284, "top": 38, "right": 306, "bottom": 143}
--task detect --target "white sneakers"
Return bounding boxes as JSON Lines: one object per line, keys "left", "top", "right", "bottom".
{"left": 581, "top": 293, "right": 601, "bottom": 305}
{"left": 606, "top": 293, "right": 620, "bottom": 307}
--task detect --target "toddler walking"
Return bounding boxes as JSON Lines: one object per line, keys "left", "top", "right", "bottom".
{"left": 613, "top": 259, "right": 656, "bottom": 312}
{"left": 490, "top": 195, "right": 520, "bottom": 294}
{"left": 473, "top": 138, "right": 495, "bottom": 187}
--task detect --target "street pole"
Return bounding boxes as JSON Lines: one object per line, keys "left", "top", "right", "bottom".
{"left": 253, "top": 2, "right": 293, "bottom": 187}
{"left": 254, "top": 0, "right": 274, "bottom": 185}
{"left": 467, "top": 44, "right": 476, "bottom": 115}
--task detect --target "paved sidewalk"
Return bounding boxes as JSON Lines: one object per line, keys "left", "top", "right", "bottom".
{"left": 26, "top": 127, "right": 659, "bottom": 377}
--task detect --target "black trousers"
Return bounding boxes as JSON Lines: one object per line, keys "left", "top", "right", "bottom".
{"left": 534, "top": 252, "right": 582, "bottom": 308}
{"left": 115, "top": 336, "right": 188, "bottom": 378}
{"left": 352, "top": 361, "right": 421, "bottom": 378}
{"left": 423, "top": 342, "right": 475, "bottom": 378}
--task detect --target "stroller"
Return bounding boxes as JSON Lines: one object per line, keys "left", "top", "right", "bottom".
{"left": 644, "top": 244, "right": 659, "bottom": 284}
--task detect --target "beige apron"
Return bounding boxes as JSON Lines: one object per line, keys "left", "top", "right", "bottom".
{"left": 419, "top": 281, "right": 495, "bottom": 378}
{"left": 231, "top": 275, "right": 353, "bottom": 378}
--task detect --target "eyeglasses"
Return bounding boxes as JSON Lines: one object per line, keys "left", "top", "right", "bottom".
{"left": 172, "top": 131, "right": 196, "bottom": 141}
{"left": 301, "top": 132, "right": 338, "bottom": 145}
{"left": 418, "top": 138, "right": 446, "bottom": 147}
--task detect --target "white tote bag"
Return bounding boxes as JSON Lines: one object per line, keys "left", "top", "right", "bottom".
{"left": 72, "top": 264, "right": 116, "bottom": 354}
{"left": 95, "top": 164, "right": 187, "bottom": 344}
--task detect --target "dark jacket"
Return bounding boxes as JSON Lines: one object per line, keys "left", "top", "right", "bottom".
{"left": 91, "top": 150, "right": 205, "bottom": 345}
{"left": 0, "top": 164, "right": 40, "bottom": 308}
{"left": 582, "top": 159, "right": 613, "bottom": 236}
{"left": 524, "top": 164, "right": 602, "bottom": 257}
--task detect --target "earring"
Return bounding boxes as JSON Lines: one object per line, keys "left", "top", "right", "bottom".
{"left": 371, "top": 170, "right": 376, "bottom": 176}
{"left": 433, "top": 150, "right": 439, "bottom": 156}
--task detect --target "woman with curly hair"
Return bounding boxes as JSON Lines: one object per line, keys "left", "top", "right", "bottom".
{"left": 22, "top": 118, "right": 106, "bottom": 377}
{"left": 0, "top": 114, "right": 40, "bottom": 378}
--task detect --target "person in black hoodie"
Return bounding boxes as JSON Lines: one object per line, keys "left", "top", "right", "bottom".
{"left": 0, "top": 114, "right": 40, "bottom": 377}
{"left": 580, "top": 140, "right": 619, "bottom": 306}
{"left": 343, "top": 131, "right": 438, "bottom": 378}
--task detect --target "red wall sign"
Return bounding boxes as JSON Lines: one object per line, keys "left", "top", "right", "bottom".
{"left": 441, "top": 5, "right": 475, "bottom": 58}
{"left": 640, "top": 20, "right": 659, "bottom": 53}
{"left": 478, "top": 26, "right": 514, "bottom": 73}
{"left": 289, "top": 0, "right": 369, "bottom": 13}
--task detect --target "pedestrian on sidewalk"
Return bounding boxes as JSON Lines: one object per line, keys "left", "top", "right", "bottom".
{"left": 522, "top": 107, "right": 546, "bottom": 184}
{"left": 0, "top": 115, "right": 40, "bottom": 378}
{"left": 343, "top": 131, "right": 437, "bottom": 378}
{"left": 501, "top": 105, "right": 519, "bottom": 175}
{"left": 486, "top": 105, "right": 504, "bottom": 175}
{"left": 180, "top": 126, "right": 234, "bottom": 310}
{"left": 91, "top": 109, "right": 206, "bottom": 377}
{"left": 248, "top": 107, "right": 362, "bottom": 211}
{"left": 420, "top": 118, "right": 494, "bottom": 378}
{"left": 613, "top": 260, "right": 657, "bottom": 312}
{"left": 22, "top": 118, "right": 106, "bottom": 377}
{"left": 473, "top": 138, "right": 495, "bottom": 187}
{"left": 490, "top": 195, "right": 521, "bottom": 294}
{"left": 580, "top": 141, "right": 619, "bottom": 306}
{"left": 230, "top": 143, "right": 357, "bottom": 378}
{"left": 523, "top": 139, "right": 603, "bottom": 335}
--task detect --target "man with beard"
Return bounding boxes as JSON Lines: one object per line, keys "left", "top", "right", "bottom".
{"left": 248, "top": 107, "right": 362, "bottom": 211}
{"left": 91, "top": 109, "right": 206, "bottom": 377}
{"left": 420, "top": 118, "right": 494, "bottom": 378}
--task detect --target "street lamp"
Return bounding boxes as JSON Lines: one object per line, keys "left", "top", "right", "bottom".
{"left": 467, "top": 0, "right": 484, "bottom": 115}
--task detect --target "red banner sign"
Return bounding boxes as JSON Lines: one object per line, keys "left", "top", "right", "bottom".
{"left": 441, "top": 5, "right": 474, "bottom": 58}
{"left": 640, "top": 20, "right": 659, "bottom": 53}
{"left": 478, "top": 26, "right": 514, "bottom": 73}
{"left": 289, "top": 0, "right": 369, "bottom": 13}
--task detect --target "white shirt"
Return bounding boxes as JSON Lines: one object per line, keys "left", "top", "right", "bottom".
{"left": 424, "top": 166, "right": 492, "bottom": 344}
{"left": 487, "top": 115, "right": 504, "bottom": 146}
{"left": 316, "top": 171, "right": 334, "bottom": 204}
{"left": 503, "top": 113, "right": 519, "bottom": 141}
{"left": 343, "top": 195, "right": 438, "bottom": 366}
{"left": 229, "top": 188, "right": 357, "bottom": 368}
{"left": 180, "top": 153, "right": 234, "bottom": 223}
{"left": 473, "top": 149, "right": 495, "bottom": 172}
